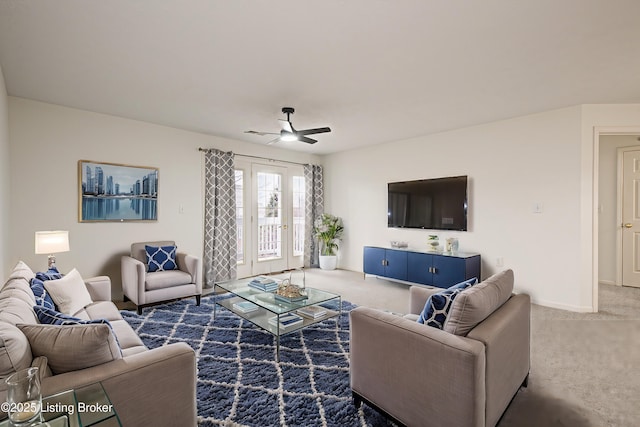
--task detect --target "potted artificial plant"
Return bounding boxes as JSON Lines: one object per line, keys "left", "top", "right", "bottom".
{"left": 313, "top": 213, "right": 344, "bottom": 270}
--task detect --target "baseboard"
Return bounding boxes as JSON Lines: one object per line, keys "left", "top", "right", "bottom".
{"left": 531, "top": 297, "right": 594, "bottom": 313}
{"left": 598, "top": 280, "right": 618, "bottom": 286}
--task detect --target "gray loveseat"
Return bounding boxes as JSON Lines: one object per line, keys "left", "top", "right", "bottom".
{"left": 350, "top": 269, "right": 530, "bottom": 427}
{"left": 0, "top": 261, "right": 197, "bottom": 426}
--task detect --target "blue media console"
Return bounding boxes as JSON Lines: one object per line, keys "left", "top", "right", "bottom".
{"left": 363, "top": 246, "right": 481, "bottom": 289}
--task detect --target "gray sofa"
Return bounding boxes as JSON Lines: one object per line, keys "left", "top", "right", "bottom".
{"left": 350, "top": 269, "right": 530, "bottom": 427}
{"left": 0, "top": 261, "right": 197, "bottom": 426}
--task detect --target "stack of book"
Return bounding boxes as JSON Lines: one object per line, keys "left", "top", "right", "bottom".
{"left": 296, "top": 305, "right": 327, "bottom": 319}
{"left": 248, "top": 276, "right": 278, "bottom": 292}
{"left": 232, "top": 301, "right": 258, "bottom": 313}
{"left": 268, "top": 313, "right": 303, "bottom": 329}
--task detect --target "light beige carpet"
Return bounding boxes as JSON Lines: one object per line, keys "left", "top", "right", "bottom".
{"left": 303, "top": 269, "right": 639, "bottom": 427}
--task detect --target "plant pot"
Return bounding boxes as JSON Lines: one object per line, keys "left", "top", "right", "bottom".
{"left": 319, "top": 255, "right": 338, "bottom": 270}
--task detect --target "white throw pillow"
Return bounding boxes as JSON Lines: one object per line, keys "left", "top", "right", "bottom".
{"left": 43, "top": 268, "right": 93, "bottom": 316}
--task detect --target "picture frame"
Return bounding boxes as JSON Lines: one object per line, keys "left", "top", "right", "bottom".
{"left": 78, "top": 160, "right": 159, "bottom": 222}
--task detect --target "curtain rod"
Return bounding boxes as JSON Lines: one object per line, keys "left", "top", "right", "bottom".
{"left": 198, "top": 147, "right": 310, "bottom": 167}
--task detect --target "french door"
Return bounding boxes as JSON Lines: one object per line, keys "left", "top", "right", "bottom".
{"left": 235, "top": 160, "right": 305, "bottom": 278}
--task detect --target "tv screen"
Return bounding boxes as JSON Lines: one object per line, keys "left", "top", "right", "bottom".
{"left": 388, "top": 176, "right": 468, "bottom": 231}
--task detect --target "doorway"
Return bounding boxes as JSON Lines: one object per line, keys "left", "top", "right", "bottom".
{"left": 235, "top": 158, "right": 305, "bottom": 278}
{"left": 618, "top": 146, "right": 640, "bottom": 288}
{"left": 597, "top": 133, "right": 640, "bottom": 309}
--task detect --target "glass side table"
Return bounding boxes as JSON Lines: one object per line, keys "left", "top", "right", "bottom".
{"left": 1, "top": 382, "right": 121, "bottom": 427}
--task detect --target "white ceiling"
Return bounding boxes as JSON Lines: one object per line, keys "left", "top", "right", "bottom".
{"left": 1, "top": 0, "right": 640, "bottom": 155}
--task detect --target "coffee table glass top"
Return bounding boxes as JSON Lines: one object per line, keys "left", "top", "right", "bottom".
{"left": 216, "top": 278, "right": 340, "bottom": 315}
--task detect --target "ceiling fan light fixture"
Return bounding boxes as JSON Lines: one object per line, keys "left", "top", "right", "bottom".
{"left": 280, "top": 133, "right": 298, "bottom": 142}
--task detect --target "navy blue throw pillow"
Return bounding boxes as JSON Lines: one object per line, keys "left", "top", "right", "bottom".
{"left": 30, "top": 267, "right": 64, "bottom": 311}
{"left": 145, "top": 245, "right": 178, "bottom": 272}
{"left": 417, "top": 277, "right": 478, "bottom": 329}
{"left": 34, "top": 305, "right": 111, "bottom": 327}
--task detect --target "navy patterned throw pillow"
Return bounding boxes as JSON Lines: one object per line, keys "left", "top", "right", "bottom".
{"left": 30, "top": 267, "right": 64, "bottom": 310}
{"left": 145, "top": 245, "right": 178, "bottom": 272}
{"left": 34, "top": 305, "right": 111, "bottom": 327}
{"left": 417, "top": 277, "right": 478, "bottom": 329}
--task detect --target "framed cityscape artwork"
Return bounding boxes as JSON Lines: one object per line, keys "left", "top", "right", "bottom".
{"left": 78, "top": 160, "right": 159, "bottom": 222}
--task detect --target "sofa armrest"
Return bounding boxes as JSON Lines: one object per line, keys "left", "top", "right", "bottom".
{"left": 466, "top": 293, "right": 531, "bottom": 427}
{"left": 121, "top": 256, "right": 146, "bottom": 305}
{"left": 84, "top": 276, "right": 112, "bottom": 302}
{"left": 41, "top": 343, "right": 197, "bottom": 427}
{"left": 409, "top": 286, "right": 442, "bottom": 315}
{"left": 176, "top": 253, "right": 202, "bottom": 294}
{"left": 350, "top": 307, "right": 486, "bottom": 427}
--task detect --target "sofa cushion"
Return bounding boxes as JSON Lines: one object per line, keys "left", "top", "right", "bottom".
{"left": 444, "top": 269, "right": 515, "bottom": 336}
{"left": 0, "top": 322, "right": 32, "bottom": 379}
{"left": 43, "top": 269, "right": 93, "bottom": 316}
{"left": 0, "top": 297, "right": 38, "bottom": 325}
{"left": 146, "top": 245, "right": 178, "bottom": 272}
{"left": 417, "top": 278, "right": 477, "bottom": 329}
{"left": 34, "top": 306, "right": 111, "bottom": 327}
{"left": 0, "top": 278, "right": 36, "bottom": 306}
{"left": 7, "top": 261, "right": 35, "bottom": 283}
{"left": 145, "top": 270, "right": 192, "bottom": 291}
{"left": 18, "top": 323, "right": 122, "bottom": 375}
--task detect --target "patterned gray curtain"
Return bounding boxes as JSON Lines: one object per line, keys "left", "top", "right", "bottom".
{"left": 203, "top": 149, "right": 237, "bottom": 286}
{"left": 304, "top": 164, "right": 324, "bottom": 268}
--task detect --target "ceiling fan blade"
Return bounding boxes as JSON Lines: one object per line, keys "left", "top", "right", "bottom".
{"left": 266, "top": 137, "right": 281, "bottom": 145}
{"left": 279, "top": 119, "right": 294, "bottom": 133}
{"left": 297, "top": 127, "right": 331, "bottom": 136}
{"left": 299, "top": 136, "right": 317, "bottom": 144}
{"left": 245, "top": 130, "right": 279, "bottom": 136}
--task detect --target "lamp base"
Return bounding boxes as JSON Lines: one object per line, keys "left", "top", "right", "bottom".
{"left": 47, "top": 255, "right": 57, "bottom": 270}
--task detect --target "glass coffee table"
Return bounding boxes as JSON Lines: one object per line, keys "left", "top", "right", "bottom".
{"left": 214, "top": 277, "right": 341, "bottom": 361}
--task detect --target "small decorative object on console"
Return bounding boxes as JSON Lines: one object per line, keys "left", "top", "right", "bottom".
{"left": 445, "top": 237, "right": 459, "bottom": 253}
{"left": 428, "top": 235, "right": 440, "bottom": 251}
{"left": 390, "top": 241, "right": 408, "bottom": 248}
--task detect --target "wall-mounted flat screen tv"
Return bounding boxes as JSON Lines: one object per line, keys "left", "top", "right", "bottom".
{"left": 388, "top": 175, "right": 468, "bottom": 231}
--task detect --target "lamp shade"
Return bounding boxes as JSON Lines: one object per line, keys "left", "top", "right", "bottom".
{"left": 35, "top": 231, "right": 70, "bottom": 254}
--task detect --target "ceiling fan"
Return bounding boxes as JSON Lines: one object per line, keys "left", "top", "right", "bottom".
{"left": 245, "top": 107, "right": 331, "bottom": 145}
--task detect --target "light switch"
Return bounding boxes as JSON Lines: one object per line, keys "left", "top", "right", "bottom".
{"left": 532, "top": 202, "right": 543, "bottom": 214}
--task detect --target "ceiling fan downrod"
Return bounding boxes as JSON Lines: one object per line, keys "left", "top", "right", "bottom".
{"left": 282, "top": 107, "right": 295, "bottom": 122}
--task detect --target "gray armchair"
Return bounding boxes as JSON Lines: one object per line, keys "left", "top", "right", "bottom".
{"left": 121, "top": 240, "right": 202, "bottom": 314}
{"left": 350, "top": 270, "right": 530, "bottom": 427}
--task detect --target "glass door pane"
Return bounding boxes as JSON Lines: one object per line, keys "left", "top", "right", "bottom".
{"left": 257, "top": 171, "right": 282, "bottom": 260}
{"left": 292, "top": 175, "right": 305, "bottom": 257}
{"left": 235, "top": 170, "right": 245, "bottom": 264}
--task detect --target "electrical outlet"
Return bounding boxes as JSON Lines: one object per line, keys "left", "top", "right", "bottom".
{"left": 496, "top": 257, "right": 504, "bottom": 267}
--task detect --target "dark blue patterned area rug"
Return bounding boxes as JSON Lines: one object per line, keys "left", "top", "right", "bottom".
{"left": 121, "top": 295, "right": 395, "bottom": 427}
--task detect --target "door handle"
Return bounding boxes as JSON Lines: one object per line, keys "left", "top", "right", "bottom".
{"left": 624, "top": 223, "right": 633, "bottom": 228}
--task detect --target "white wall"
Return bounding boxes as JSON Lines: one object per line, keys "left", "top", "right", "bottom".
{"left": 324, "top": 106, "right": 587, "bottom": 311}
{"left": 8, "top": 97, "right": 320, "bottom": 298}
{"left": 0, "top": 67, "right": 9, "bottom": 279}
{"left": 598, "top": 135, "right": 640, "bottom": 285}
